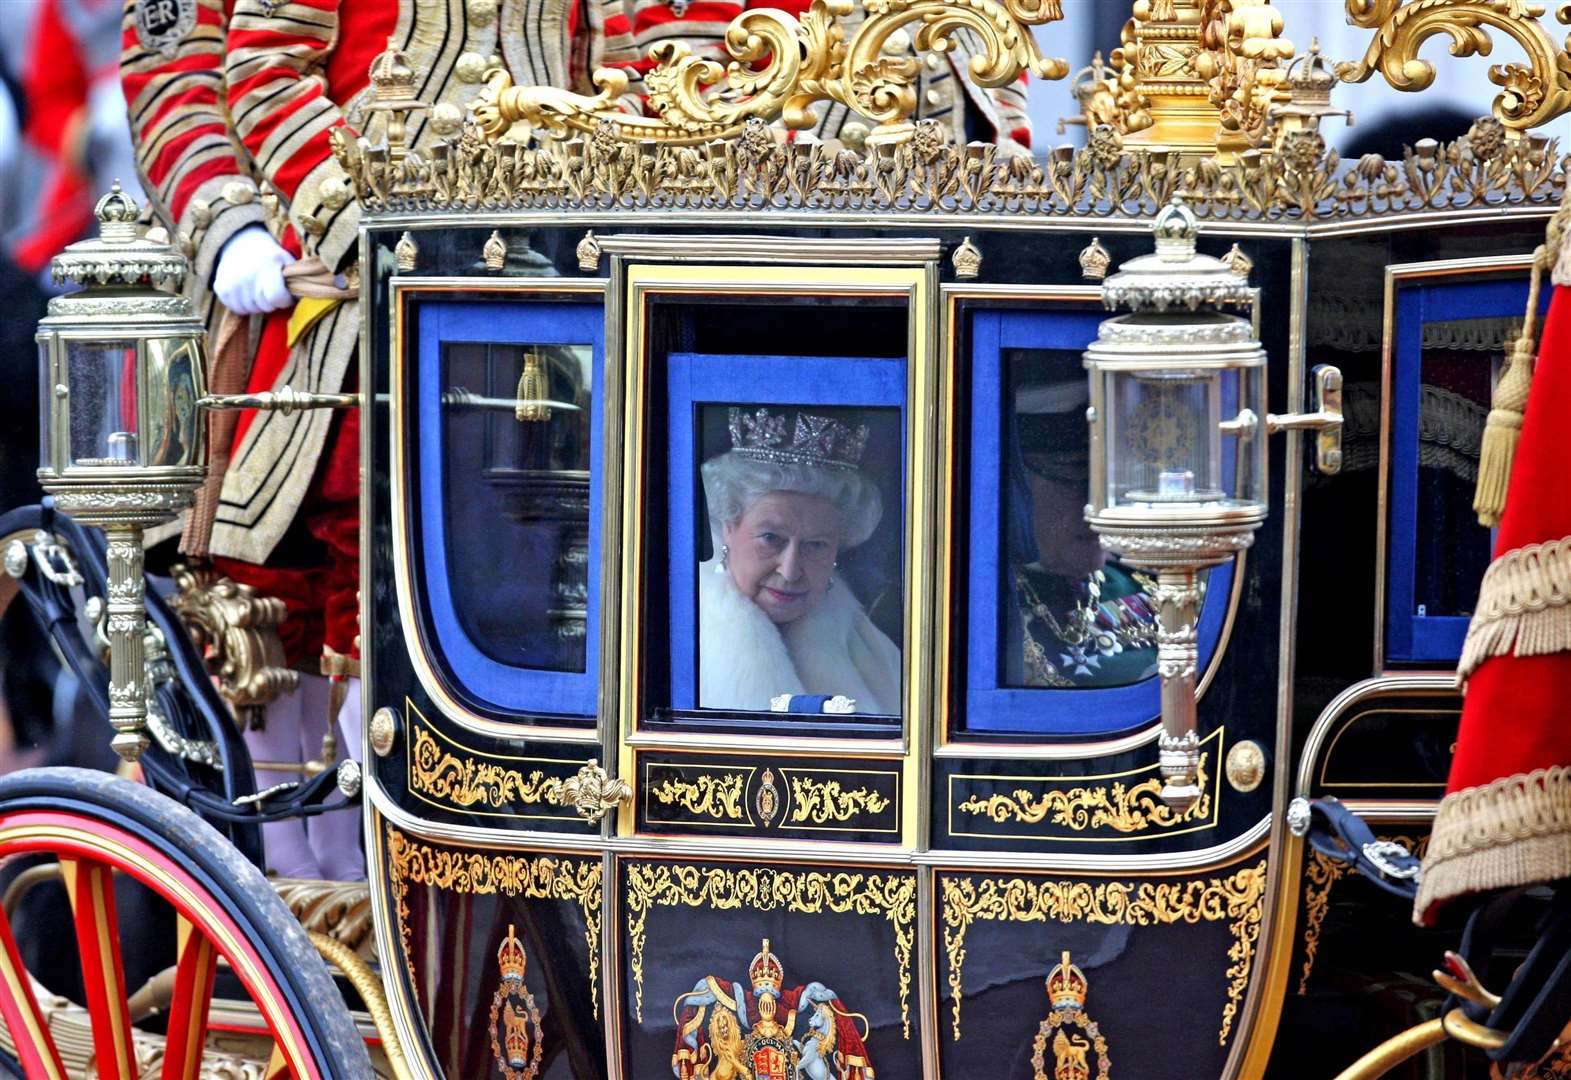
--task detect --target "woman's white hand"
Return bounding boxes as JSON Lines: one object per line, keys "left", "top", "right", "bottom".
{"left": 213, "top": 225, "right": 295, "bottom": 315}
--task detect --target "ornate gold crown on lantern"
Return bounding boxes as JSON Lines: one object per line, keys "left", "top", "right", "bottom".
{"left": 729, "top": 408, "right": 871, "bottom": 472}
{"left": 335, "top": 0, "right": 1571, "bottom": 220}
{"left": 1046, "top": 952, "right": 1088, "bottom": 1012}
{"left": 498, "top": 925, "right": 528, "bottom": 987}
{"left": 750, "top": 939, "right": 786, "bottom": 994}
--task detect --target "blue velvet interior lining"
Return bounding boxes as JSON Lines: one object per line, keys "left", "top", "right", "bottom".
{"left": 416, "top": 301, "right": 605, "bottom": 717}
{"left": 666, "top": 352, "right": 907, "bottom": 711}
{"left": 1386, "top": 276, "right": 1546, "bottom": 663}
{"left": 963, "top": 309, "right": 1235, "bottom": 736}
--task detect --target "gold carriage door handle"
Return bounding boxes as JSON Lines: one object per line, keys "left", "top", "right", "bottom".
{"left": 1266, "top": 364, "right": 1344, "bottom": 475}
{"left": 556, "top": 759, "right": 631, "bottom": 823}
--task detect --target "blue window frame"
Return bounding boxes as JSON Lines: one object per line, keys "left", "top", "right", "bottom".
{"left": 666, "top": 352, "right": 907, "bottom": 713}
{"left": 1386, "top": 276, "right": 1548, "bottom": 664}
{"left": 963, "top": 310, "right": 1235, "bottom": 737}
{"left": 415, "top": 300, "right": 605, "bottom": 718}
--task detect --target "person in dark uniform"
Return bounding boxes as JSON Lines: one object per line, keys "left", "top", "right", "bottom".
{"left": 1004, "top": 366, "right": 1160, "bottom": 689}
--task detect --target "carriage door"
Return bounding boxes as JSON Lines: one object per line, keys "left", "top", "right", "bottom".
{"left": 601, "top": 246, "right": 936, "bottom": 1080}
{"left": 372, "top": 281, "right": 615, "bottom": 1080}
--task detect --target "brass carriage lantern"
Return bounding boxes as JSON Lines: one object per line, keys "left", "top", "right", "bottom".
{"left": 36, "top": 182, "right": 208, "bottom": 763}
{"left": 1085, "top": 197, "right": 1341, "bottom": 810}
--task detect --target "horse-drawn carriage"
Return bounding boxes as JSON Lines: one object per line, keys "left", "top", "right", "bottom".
{"left": 0, "top": 1, "right": 1568, "bottom": 1077}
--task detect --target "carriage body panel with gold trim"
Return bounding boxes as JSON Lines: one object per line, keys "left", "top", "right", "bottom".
{"left": 3, "top": 1, "right": 1569, "bottom": 1078}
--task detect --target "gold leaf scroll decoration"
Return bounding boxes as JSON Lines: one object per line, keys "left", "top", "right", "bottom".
{"left": 649, "top": 772, "right": 748, "bottom": 820}
{"left": 624, "top": 862, "right": 917, "bottom": 1037}
{"left": 787, "top": 776, "right": 892, "bottom": 824}
{"left": 472, "top": 0, "right": 1068, "bottom": 147}
{"left": 957, "top": 753, "right": 1212, "bottom": 834}
{"left": 1297, "top": 833, "right": 1428, "bottom": 995}
{"left": 408, "top": 724, "right": 564, "bottom": 810}
{"left": 385, "top": 826, "right": 604, "bottom": 1018}
{"left": 1337, "top": 0, "right": 1571, "bottom": 132}
{"left": 940, "top": 860, "right": 1267, "bottom": 1046}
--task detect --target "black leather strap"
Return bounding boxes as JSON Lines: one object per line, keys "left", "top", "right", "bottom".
{"left": 1303, "top": 797, "right": 1423, "bottom": 901}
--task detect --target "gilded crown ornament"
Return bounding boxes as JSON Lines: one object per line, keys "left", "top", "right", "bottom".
{"left": 728, "top": 407, "right": 871, "bottom": 471}
{"left": 1032, "top": 952, "right": 1110, "bottom": 1080}
{"left": 1046, "top": 952, "right": 1088, "bottom": 1011}
{"left": 952, "top": 236, "right": 982, "bottom": 279}
{"left": 1078, "top": 237, "right": 1112, "bottom": 281}
{"left": 498, "top": 924, "right": 528, "bottom": 985}
{"left": 490, "top": 924, "right": 543, "bottom": 1079}
{"left": 749, "top": 938, "right": 785, "bottom": 993}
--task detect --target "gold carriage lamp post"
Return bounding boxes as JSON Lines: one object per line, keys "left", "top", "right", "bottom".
{"left": 36, "top": 182, "right": 210, "bottom": 763}
{"left": 1084, "top": 196, "right": 1342, "bottom": 810}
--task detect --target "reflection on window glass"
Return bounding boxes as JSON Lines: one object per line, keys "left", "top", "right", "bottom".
{"left": 696, "top": 403, "right": 903, "bottom": 714}
{"left": 1002, "top": 348, "right": 1162, "bottom": 689}
{"left": 442, "top": 341, "right": 593, "bottom": 673}
{"left": 1413, "top": 317, "right": 1507, "bottom": 618}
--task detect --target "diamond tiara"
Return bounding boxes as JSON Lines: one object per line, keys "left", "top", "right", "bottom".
{"left": 727, "top": 406, "right": 871, "bottom": 472}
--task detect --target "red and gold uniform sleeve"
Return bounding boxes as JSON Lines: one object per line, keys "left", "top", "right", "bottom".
{"left": 224, "top": 0, "right": 371, "bottom": 275}
{"left": 120, "top": 0, "right": 267, "bottom": 287}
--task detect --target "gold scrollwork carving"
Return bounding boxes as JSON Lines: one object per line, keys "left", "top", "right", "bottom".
{"left": 957, "top": 753, "right": 1212, "bottom": 835}
{"left": 623, "top": 862, "right": 917, "bottom": 1039}
{"left": 940, "top": 860, "right": 1267, "bottom": 1046}
{"left": 472, "top": 0, "right": 1068, "bottom": 148}
{"left": 272, "top": 878, "right": 374, "bottom": 957}
{"left": 385, "top": 826, "right": 604, "bottom": 1017}
{"left": 1338, "top": 0, "right": 1571, "bottom": 132}
{"left": 1298, "top": 833, "right": 1428, "bottom": 995}
{"left": 787, "top": 775, "right": 892, "bottom": 824}
{"left": 409, "top": 723, "right": 565, "bottom": 810}
{"left": 169, "top": 562, "right": 296, "bottom": 728}
{"left": 649, "top": 772, "right": 748, "bottom": 820}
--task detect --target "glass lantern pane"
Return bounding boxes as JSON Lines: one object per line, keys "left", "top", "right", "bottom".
{"left": 142, "top": 337, "right": 203, "bottom": 467}
{"left": 1108, "top": 369, "right": 1221, "bottom": 506}
{"left": 66, "top": 339, "right": 139, "bottom": 466}
{"left": 37, "top": 340, "right": 51, "bottom": 472}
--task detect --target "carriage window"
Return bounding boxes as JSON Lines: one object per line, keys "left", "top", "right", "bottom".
{"left": 415, "top": 300, "right": 604, "bottom": 720}
{"left": 661, "top": 347, "right": 908, "bottom": 729}
{"left": 1386, "top": 277, "right": 1547, "bottom": 664}
{"left": 959, "top": 310, "right": 1234, "bottom": 738}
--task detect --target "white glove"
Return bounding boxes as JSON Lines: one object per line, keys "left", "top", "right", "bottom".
{"left": 213, "top": 224, "right": 295, "bottom": 315}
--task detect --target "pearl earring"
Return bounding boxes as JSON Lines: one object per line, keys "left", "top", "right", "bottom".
{"left": 717, "top": 545, "right": 730, "bottom": 573}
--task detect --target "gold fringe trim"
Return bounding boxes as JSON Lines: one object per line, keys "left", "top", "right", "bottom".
{"left": 1416, "top": 765, "right": 1571, "bottom": 923}
{"left": 1457, "top": 536, "right": 1571, "bottom": 684}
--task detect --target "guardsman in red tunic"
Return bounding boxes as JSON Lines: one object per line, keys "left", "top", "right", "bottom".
{"left": 122, "top": 0, "right": 504, "bottom": 878}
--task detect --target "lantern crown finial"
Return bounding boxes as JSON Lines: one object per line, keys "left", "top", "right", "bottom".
{"left": 94, "top": 180, "right": 141, "bottom": 241}
{"left": 1100, "top": 196, "right": 1252, "bottom": 313}
{"left": 51, "top": 183, "right": 190, "bottom": 296}
{"left": 1153, "top": 195, "right": 1198, "bottom": 260}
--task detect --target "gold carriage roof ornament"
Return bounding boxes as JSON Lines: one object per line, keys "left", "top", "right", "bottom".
{"left": 332, "top": 0, "right": 1571, "bottom": 222}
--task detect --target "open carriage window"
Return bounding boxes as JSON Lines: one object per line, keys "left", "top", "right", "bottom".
{"left": 665, "top": 358, "right": 906, "bottom": 724}
{"left": 414, "top": 299, "right": 604, "bottom": 721}
{"left": 634, "top": 291, "right": 912, "bottom": 737}
{"left": 957, "top": 310, "right": 1234, "bottom": 738}
{"left": 1385, "top": 275, "right": 1549, "bottom": 664}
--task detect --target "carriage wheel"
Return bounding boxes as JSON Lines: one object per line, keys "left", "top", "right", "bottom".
{"left": 0, "top": 767, "right": 372, "bottom": 1078}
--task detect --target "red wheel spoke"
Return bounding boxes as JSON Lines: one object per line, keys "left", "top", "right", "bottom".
{"left": 158, "top": 916, "right": 218, "bottom": 1080}
{"left": 0, "top": 904, "right": 68, "bottom": 1079}
{"left": 59, "top": 857, "right": 137, "bottom": 1080}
